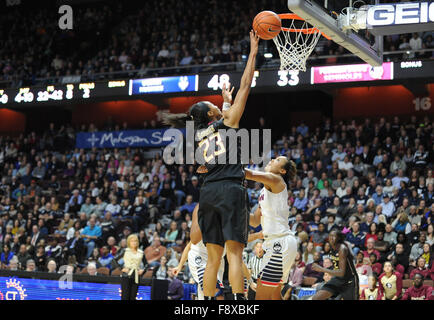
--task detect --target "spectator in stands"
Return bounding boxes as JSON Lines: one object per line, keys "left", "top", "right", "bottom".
{"left": 363, "top": 238, "right": 381, "bottom": 261}
{"left": 287, "top": 262, "right": 304, "bottom": 289}
{"left": 87, "top": 262, "right": 98, "bottom": 276}
{"left": 98, "top": 245, "right": 114, "bottom": 270}
{"left": 409, "top": 256, "right": 431, "bottom": 280}
{"left": 387, "top": 242, "right": 409, "bottom": 273}
{"left": 303, "top": 242, "right": 316, "bottom": 264}
{"left": 392, "top": 213, "right": 411, "bottom": 234}
{"left": 145, "top": 237, "right": 166, "bottom": 268}
{"left": 25, "top": 259, "right": 36, "bottom": 272}
{"left": 179, "top": 195, "right": 196, "bottom": 216}
{"left": 47, "top": 259, "right": 57, "bottom": 273}
{"left": 1, "top": 244, "right": 14, "bottom": 266}
{"left": 153, "top": 255, "right": 169, "bottom": 280}
{"left": 378, "top": 261, "right": 403, "bottom": 300}
{"left": 303, "top": 251, "right": 323, "bottom": 282}
{"left": 421, "top": 243, "right": 431, "bottom": 267}
{"left": 410, "top": 233, "right": 427, "bottom": 262}
{"left": 167, "top": 264, "right": 184, "bottom": 300}
{"left": 56, "top": 213, "right": 74, "bottom": 236}
{"left": 80, "top": 217, "right": 102, "bottom": 259}
{"left": 380, "top": 194, "right": 395, "bottom": 220}
{"left": 346, "top": 222, "right": 365, "bottom": 255}
{"left": 64, "top": 229, "right": 86, "bottom": 264}
{"left": 45, "top": 238, "right": 62, "bottom": 264}
{"left": 360, "top": 275, "right": 380, "bottom": 300}
{"left": 401, "top": 273, "right": 433, "bottom": 300}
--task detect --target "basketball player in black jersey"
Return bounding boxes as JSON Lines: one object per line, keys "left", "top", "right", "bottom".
{"left": 162, "top": 30, "right": 259, "bottom": 300}
{"left": 311, "top": 229, "right": 359, "bottom": 300}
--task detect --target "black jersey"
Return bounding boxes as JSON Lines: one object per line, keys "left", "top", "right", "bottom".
{"left": 195, "top": 119, "right": 244, "bottom": 183}
{"left": 329, "top": 244, "right": 358, "bottom": 282}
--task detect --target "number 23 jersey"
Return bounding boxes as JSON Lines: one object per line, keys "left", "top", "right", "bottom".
{"left": 196, "top": 119, "right": 244, "bottom": 183}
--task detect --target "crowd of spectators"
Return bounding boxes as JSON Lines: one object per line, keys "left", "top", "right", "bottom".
{"left": 1, "top": 0, "right": 433, "bottom": 88}
{"left": 0, "top": 113, "right": 433, "bottom": 299}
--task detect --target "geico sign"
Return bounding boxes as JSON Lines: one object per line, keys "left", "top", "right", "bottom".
{"left": 367, "top": 2, "right": 434, "bottom": 26}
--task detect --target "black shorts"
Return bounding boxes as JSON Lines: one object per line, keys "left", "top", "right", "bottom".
{"left": 321, "top": 276, "right": 359, "bottom": 300}
{"left": 198, "top": 180, "right": 249, "bottom": 247}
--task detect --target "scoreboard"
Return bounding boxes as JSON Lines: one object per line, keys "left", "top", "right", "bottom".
{"left": 0, "top": 60, "right": 432, "bottom": 107}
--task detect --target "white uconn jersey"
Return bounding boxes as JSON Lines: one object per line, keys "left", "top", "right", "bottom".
{"left": 258, "top": 186, "right": 293, "bottom": 237}
{"left": 257, "top": 186, "right": 297, "bottom": 287}
{"left": 188, "top": 240, "right": 225, "bottom": 298}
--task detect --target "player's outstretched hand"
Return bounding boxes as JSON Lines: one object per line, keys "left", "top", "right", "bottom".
{"left": 222, "top": 82, "right": 234, "bottom": 104}
{"left": 172, "top": 266, "right": 181, "bottom": 276}
{"left": 249, "top": 30, "right": 260, "bottom": 53}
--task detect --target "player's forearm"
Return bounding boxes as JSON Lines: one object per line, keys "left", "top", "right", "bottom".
{"left": 177, "top": 241, "right": 191, "bottom": 270}
{"left": 317, "top": 265, "right": 345, "bottom": 278}
{"left": 240, "top": 51, "right": 257, "bottom": 89}
{"left": 248, "top": 231, "right": 263, "bottom": 242}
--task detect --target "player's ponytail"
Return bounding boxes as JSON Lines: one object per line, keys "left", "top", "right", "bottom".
{"left": 161, "top": 113, "right": 193, "bottom": 128}
{"left": 161, "top": 101, "right": 211, "bottom": 130}
{"left": 281, "top": 158, "right": 297, "bottom": 186}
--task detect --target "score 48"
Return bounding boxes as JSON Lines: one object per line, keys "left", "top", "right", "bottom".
{"left": 277, "top": 70, "right": 300, "bottom": 87}
{"left": 207, "top": 72, "right": 259, "bottom": 90}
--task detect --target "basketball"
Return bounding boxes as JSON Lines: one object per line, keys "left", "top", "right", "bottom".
{"left": 252, "top": 11, "right": 282, "bottom": 40}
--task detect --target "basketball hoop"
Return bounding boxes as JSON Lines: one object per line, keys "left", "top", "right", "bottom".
{"left": 272, "top": 13, "right": 330, "bottom": 72}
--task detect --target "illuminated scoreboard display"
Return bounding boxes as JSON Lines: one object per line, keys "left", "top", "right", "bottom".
{"left": 0, "top": 60, "right": 432, "bottom": 107}
{"left": 0, "top": 80, "right": 128, "bottom": 106}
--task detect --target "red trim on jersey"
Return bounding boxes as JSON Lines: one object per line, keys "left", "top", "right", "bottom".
{"left": 258, "top": 279, "right": 280, "bottom": 287}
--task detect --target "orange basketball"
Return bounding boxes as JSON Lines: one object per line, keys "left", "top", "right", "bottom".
{"left": 252, "top": 11, "right": 282, "bottom": 40}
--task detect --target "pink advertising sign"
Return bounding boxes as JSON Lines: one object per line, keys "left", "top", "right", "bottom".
{"left": 311, "top": 62, "right": 394, "bottom": 84}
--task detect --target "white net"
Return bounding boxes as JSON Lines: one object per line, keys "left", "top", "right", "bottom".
{"left": 272, "top": 17, "right": 322, "bottom": 72}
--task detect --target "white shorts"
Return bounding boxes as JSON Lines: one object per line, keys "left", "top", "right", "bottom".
{"left": 258, "top": 234, "right": 297, "bottom": 287}
{"left": 188, "top": 252, "right": 224, "bottom": 295}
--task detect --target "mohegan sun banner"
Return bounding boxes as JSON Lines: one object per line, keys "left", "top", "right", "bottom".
{"left": 76, "top": 128, "right": 186, "bottom": 149}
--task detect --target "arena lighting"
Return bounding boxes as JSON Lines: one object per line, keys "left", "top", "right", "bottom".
{"left": 264, "top": 53, "right": 273, "bottom": 59}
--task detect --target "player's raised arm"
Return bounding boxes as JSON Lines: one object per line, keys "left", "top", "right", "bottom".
{"left": 245, "top": 168, "right": 282, "bottom": 192}
{"left": 223, "top": 30, "right": 259, "bottom": 128}
{"left": 173, "top": 241, "right": 191, "bottom": 276}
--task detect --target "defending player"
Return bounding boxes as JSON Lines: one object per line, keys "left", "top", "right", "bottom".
{"left": 245, "top": 156, "right": 298, "bottom": 300}
{"left": 173, "top": 204, "right": 225, "bottom": 300}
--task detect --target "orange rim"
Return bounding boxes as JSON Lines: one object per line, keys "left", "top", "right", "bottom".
{"left": 277, "top": 13, "right": 331, "bottom": 40}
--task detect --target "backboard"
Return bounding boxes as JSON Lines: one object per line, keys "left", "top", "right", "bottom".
{"left": 287, "top": 0, "right": 384, "bottom": 66}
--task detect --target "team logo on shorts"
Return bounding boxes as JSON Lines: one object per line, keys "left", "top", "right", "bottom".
{"left": 273, "top": 241, "right": 282, "bottom": 253}
{"left": 195, "top": 256, "right": 202, "bottom": 265}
